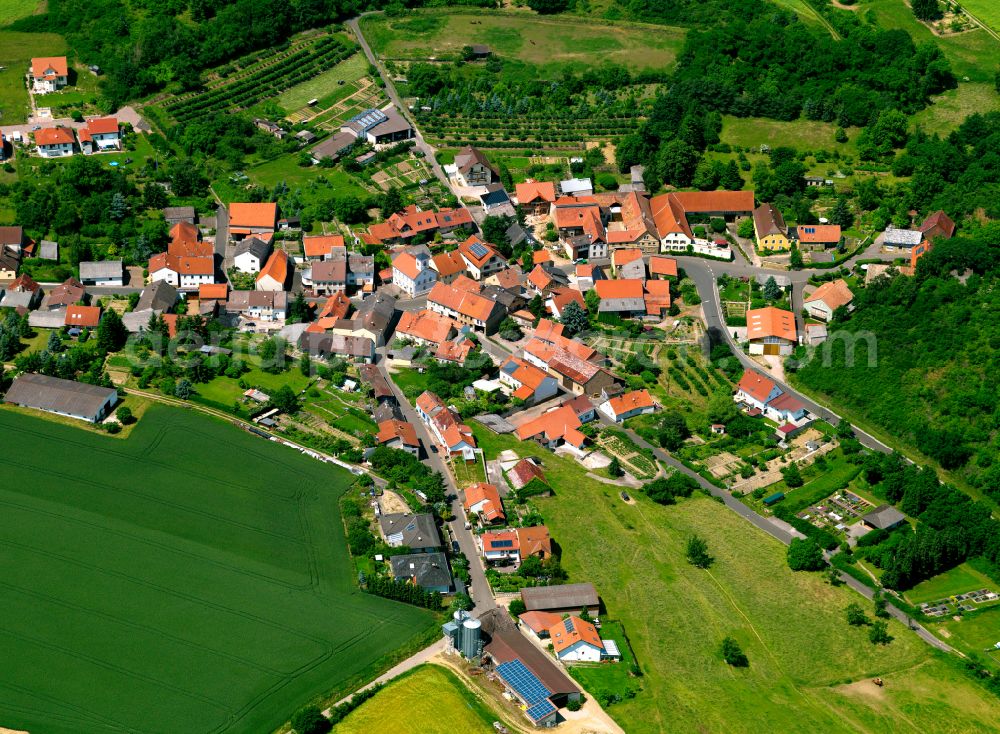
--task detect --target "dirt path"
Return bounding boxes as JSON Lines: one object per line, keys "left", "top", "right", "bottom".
{"left": 379, "top": 489, "right": 410, "bottom": 514}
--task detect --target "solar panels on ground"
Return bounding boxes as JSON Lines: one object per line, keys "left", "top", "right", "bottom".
{"left": 469, "top": 241, "right": 490, "bottom": 258}
{"left": 496, "top": 659, "right": 552, "bottom": 705}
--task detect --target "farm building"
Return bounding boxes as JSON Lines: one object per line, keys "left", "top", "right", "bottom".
{"left": 4, "top": 373, "right": 118, "bottom": 423}
{"left": 520, "top": 582, "right": 599, "bottom": 616}
{"left": 79, "top": 260, "right": 124, "bottom": 287}
{"left": 862, "top": 505, "right": 907, "bottom": 532}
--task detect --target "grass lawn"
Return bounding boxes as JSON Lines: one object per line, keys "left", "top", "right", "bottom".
{"left": 962, "top": 0, "right": 1000, "bottom": 34}
{"left": 193, "top": 365, "right": 312, "bottom": 410}
{"left": 0, "top": 30, "right": 67, "bottom": 124}
{"left": 452, "top": 455, "right": 487, "bottom": 487}
{"left": 905, "top": 563, "right": 997, "bottom": 606}
{"left": 0, "top": 0, "right": 43, "bottom": 24}
{"left": 220, "top": 155, "right": 370, "bottom": 206}
{"left": 930, "top": 607, "right": 1000, "bottom": 662}
{"left": 566, "top": 620, "right": 639, "bottom": 701}
{"left": 721, "top": 115, "right": 858, "bottom": 156}
{"left": 362, "top": 11, "right": 686, "bottom": 72}
{"left": 470, "top": 425, "right": 1000, "bottom": 733}
{"left": 910, "top": 83, "right": 1000, "bottom": 136}
{"left": 277, "top": 53, "right": 369, "bottom": 111}
{"left": 389, "top": 367, "right": 432, "bottom": 399}
{"left": 332, "top": 664, "right": 496, "bottom": 734}
{"left": 0, "top": 406, "right": 436, "bottom": 734}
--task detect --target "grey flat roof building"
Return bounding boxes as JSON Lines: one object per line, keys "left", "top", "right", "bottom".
{"left": 4, "top": 373, "right": 118, "bottom": 423}
{"left": 862, "top": 504, "right": 907, "bottom": 531}
{"left": 520, "top": 582, "right": 599, "bottom": 613}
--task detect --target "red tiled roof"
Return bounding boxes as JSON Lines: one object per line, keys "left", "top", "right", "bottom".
{"left": 649, "top": 193, "right": 694, "bottom": 239}
{"left": 428, "top": 281, "right": 497, "bottom": 322}
{"left": 516, "top": 405, "right": 586, "bottom": 448}
{"left": 527, "top": 264, "right": 553, "bottom": 292}
{"left": 534, "top": 318, "right": 564, "bottom": 343}
{"left": 746, "top": 306, "right": 797, "bottom": 342}
{"left": 377, "top": 419, "right": 419, "bottom": 447}
{"left": 518, "top": 611, "right": 564, "bottom": 635}
{"left": 397, "top": 309, "right": 455, "bottom": 345}
{"left": 230, "top": 202, "right": 278, "bottom": 229}
{"left": 805, "top": 279, "right": 853, "bottom": 311}
{"left": 199, "top": 283, "right": 229, "bottom": 300}
{"left": 607, "top": 389, "right": 654, "bottom": 417}
{"left": 302, "top": 234, "right": 344, "bottom": 258}
{"left": 35, "top": 127, "right": 75, "bottom": 146}
{"left": 649, "top": 256, "right": 678, "bottom": 277}
{"left": 31, "top": 56, "right": 67, "bottom": 79}
{"left": 482, "top": 529, "right": 519, "bottom": 553}
{"left": 65, "top": 305, "right": 101, "bottom": 328}
{"left": 516, "top": 525, "right": 552, "bottom": 558}
{"left": 458, "top": 236, "right": 504, "bottom": 269}
{"left": 508, "top": 458, "right": 545, "bottom": 489}
{"left": 435, "top": 338, "right": 473, "bottom": 364}
{"left": 256, "top": 250, "right": 289, "bottom": 286}
{"left": 797, "top": 224, "right": 841, "bottom": 244}
{"left": 532, "top": 249, "right": 553, "bottom": 265}
{"left": 550, "top": 616, "right": 603, "bottom": 655}
{"left": 737, "top": 369, "right": 777, "bottom": 404}
{"left": 432, "top": 249, "right": 468, "bottom": 278}
{"left": 594, "top": 279, "right": 644, "bottom": 300}
{"left": 85, "top": 117, "right": 119, "bottom": 135}
{"left": 464, "top": 482, "right": 505, "bottom": 522}
{"left": 671, "top": 190, "right": 755, "bottom": 213}
{"left": 612, "top": 248, "right": 643, "bottom": 267}
{"left": 515, "top": 181, "right": 557, "bottom": 205}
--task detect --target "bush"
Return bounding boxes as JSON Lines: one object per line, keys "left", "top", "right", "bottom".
{"left": 787, "top": 537, "right": 826, "bottom": 571}
{"left": 290, "top": 706, "right": 331, "bottom": 734}
{"left": 720, "top": 636, "right": 748, "bottom": 667}
{"left": 566, "top": 697, "right": 583, "bottom": 712}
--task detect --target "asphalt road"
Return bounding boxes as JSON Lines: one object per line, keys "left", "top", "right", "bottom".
{"left": 374, "top": 356, "right": 496, "bottom": 614}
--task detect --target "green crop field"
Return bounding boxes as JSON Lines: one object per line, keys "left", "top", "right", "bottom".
{"left": 471, "top": 425, "right": 1000, "bottom": 734}
{"left": 362, "top": 11, "right": 685, "bottom": 72}
{"left": 0, "top": 406, "right": 435, "bottom": 734}
{"left": 0, "top": 30, "right": 67, "bottom": 123}
{"left": 333, "top": 665, "right": 497, "bottom": 734}
{"left": 277, "top": 53, "right": 368, "bottom": 111}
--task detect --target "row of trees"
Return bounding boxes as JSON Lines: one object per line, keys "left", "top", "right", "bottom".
{"left": 363, "top": 575, "right": 443, "bottom": 610}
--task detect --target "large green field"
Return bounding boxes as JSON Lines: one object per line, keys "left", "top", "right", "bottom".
{"left": 0, "top": 406, "right": 435, "bottom": 734}
{"left": 361, "top": 11, "right": 686, "bottom": 72}
{"left": 954, "top": 0, "right": 1000, "bottom": 36}
{"left": 333, "top": 665, "right": 497, "bottom": 734}
{"left": 472, "top": 426, "right": 1000, "bottom": 734}
{"left": 0, "top": 0, "right": 43, "bottom": 24}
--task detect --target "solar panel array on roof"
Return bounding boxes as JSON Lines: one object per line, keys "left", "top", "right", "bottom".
{"left": 469, "top": 241, "right": 489, "bottom": 258}
{"left": 565, "top": 617, "right": 576, "bottom": 633}
{"left": 804, "top": 226, "right": 815, "bottom": 233}
{"left": 497, "top": 660, "right": 551, "bottom": 705}
{"left": 526, "top": 700, "right": 556, "bottom": 722}
{"left": 493, "top": 539, "right": 514, "bottom": 548}
{"left": 405, "top": 522, "right": 416, "bottom": 532}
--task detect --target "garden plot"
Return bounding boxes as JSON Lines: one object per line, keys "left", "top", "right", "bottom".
{"left": 796, "top": 490, "right": 873, "bottom": 537}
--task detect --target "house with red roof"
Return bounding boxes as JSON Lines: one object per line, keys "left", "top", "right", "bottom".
{"left": 457, "top": 236, "right": 507, "bottom": 280}
{"left": 550, "top": 616, "right": 617, "bottom": 663}
{"left": 256, "top": 250, "right": 290, "bottom": 291}
{"left": 301, "top": 234, "right": 345, "bottom": 262}
{"left": 78, "top": 117, "right": 120, "bottom": 154}
{"left": 479, "top": 529, "right": 520, "bottom": 564}
{"left": 415, "top": 390, "right": 477, "bottom": 460}
{"left": 34, "top": 127, "right": 75, "bottom": 158}
{"left": 651, "top": 190, "right": 751, "bottom": 258}
{"left": 149, "top": 252, "right": 215, "bottom": 290}
{"left": 396, "top": 309, "right": 456, "bottom": 347}
{"left": 649, "top": 256, "right": 678, "bottom": 280}
{"left": 734, "top": 369, "right": 810, "bottom": 429}
{"left": 546, "top": 287, "right": 585, "bottom": 320}
{"left": 229, "top": 202, "right": 278, "bottom": 241}
{"left": 392, "top": 248, "right": 438, "bottom": 296}
{"left": 594, "top": 279, "right": 646, "bottom": 318}
{"left": 919, "top": 210, "right": 956, "bottom": 241}
{"left": 804, "top": 279, "right": 854, "bottom": 321}
{"left": 599, "top": 389, "right": 657, "bottom": 423}
{"left": 795, "top": 224, "right": 841, "bottom": 252}
{"left": 435, "top": 337, "right": 474, "bottom": 365}
{"left": 376, "top": 419, "right": 421, "bottom": 456}
{"left": 464, "top": 482, "right": 505, "bottom": 525}
{"left": 499, "top": 356, "right": 559, "bottom": 405}
{"left": 30, "top": 57, "right": 68, "bottom": 93}
{"left": 519, "top": 611, "right": 565, "bottom": 641}
{"left": 427, "top": 281, "right": 505, "bottom": 333}
{"left": 65, "top": 305, "right": 101, "bottom": 330}
{"left": 507, "top": 457, "right": 547, "bottom": 490}
{"left": 746, "top": 306, "right": 797, "bottom": 355}
{"left": 368, "top": 205, "right": 473, "bottom": 244}
{"left": 431, "top": 249, "right": 468, "bottom": 284}
{"left": 515, "top": 181, "right": 558, "bottom": 215}
{"left": 516, "top": 404, "right": 588, "bottom": 453}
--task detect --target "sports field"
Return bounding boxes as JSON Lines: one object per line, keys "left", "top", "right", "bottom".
{"left": 361, "top": 11, "right": 685, "bottom": 72}
{"left": 472, "top": 426, "right": 1000, "bottom": 734}
{"left": 333, "top": 665, "right": 497, "bottom": 734}
{"left": 0, "top": 406, "right": 435, "bottom": 734}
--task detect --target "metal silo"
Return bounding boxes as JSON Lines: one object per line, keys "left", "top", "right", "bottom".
{"left": 460, "top": 617, "right": 482, "bottom": 659}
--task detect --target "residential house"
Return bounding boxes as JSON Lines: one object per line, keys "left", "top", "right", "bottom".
{"left": 507, "top": 458, "right": 546, "bottom": 491}
{"left": 368, "top": 205, "right": 474, "bottom": 244}
{"left": 734, "top": 369, "right": 810, "bottom": 430}
{"left": 244, "top": 291, "right": 289, "bottom": 323}
{"left": 330, "top": 291, "right": 397, "bottom": 347}
{"left": 376, "top": 419, "right": 421, "bottom": 456}
{"left": 233, "top": 237, "right": 272, "bottom": 274}
{"left": 520, "top": 582, "right": 599, "bottom": 616}
{"left": 393, "top": 248, "right": 438, "bottom": 296}
{"left": 149, "top": 252, "right": 214, "bottom": 290}
{"left": 919, "top": 210, "right": 956, "bottom": 241}
{"left": 30, "top": 56, "right": 68, "bottom": 93}
{"left": 167, "top": 221, "right": 209, "bottom": 257}
{"left": 881, "top": 226, "right": 923, "bottom": 253}
{"left": 389, "top": 552, "right": 451, "bottom": 593}
{"left": 65, "top": 304, "right": 101, "bottom": 330}
{"left": 517, "top": 525, "right": 552, "bottom": 560}
{"left": 255, "top": 250, "right": 290, "bottom": 291}
{"left": 516, "top": 405, "right": 588, "bottom": 453}
{"left": 804, "top": 279, "right": 854, "bottom": 321}
{"left": 550, "top": 617, "right": 616, "bottom": 663}
{"left": 0, "top": 226, "right": 27, "bottom": 255}
{"left": 1, "top": 274, "right": 41, "bottom": 310}
{"left": 78, "top": 117, "right": 120, "bottom": 154}
{"left": 594, "top": 279, "right": 645, "bottom": 318}
{"left": 643, "top": 280, "right": 672, "bottom": 319}
{"left": 297, "top": 331, "right": 375, "bottom": 362}
{"left": 0, "top": 249, "right": 20, "bottom": 284}
{"left": 307, "top": 259, "right": 347, "bottom": 295}
{"left": 599, "top": 389, "right": 657, "bottom": 423}
{"left": 518, "top": 611, "right": 565, "bottom": 641}
{"left": 648, "top": 256, "right": 678, "bottom": 280}
{"left": 480, "top": 529, "right": 520, "bottom": 564}
{"left": 746, "top": 306, "right": 797, "bottom": 355}
{"left": 526, "top": 264, "right": 567, "bottom": 297}
{"left": 603, "top": 191, "right": 659, "bottom": 254}
{"left": 611, "top": 247, "right": 645, "bottom": 280}
{"left": 415, "top": 390, "right": 477, "bottom": 460}
{"left": 454, "top": 146, "right": 499, "bottom": 187}
{"left": 431, "top": 249, "right": 468, "bottom": 284}
{"left": 516, "top": 181, "right": 557, "bottom": 215}
{"left": 347, "top": 254, "right": 375, "bottom": 292}
{"left": 396, "top": 309, "right": 456, "bottom": 348}
{"left": 42, "top": 277, "right": 85, "bottom": 309}
{"left": 546, "top": 287, "right": 585, "bottom": 320}
{"left": 78, "top": 260, "right": 123, "bottom": 287}
{"left": 575, "top": 263, "right": 604, "bottom": 291}
{"left": 795, "top": 224, "right": 841, "bottom": 252}
{"left": 499, "top": 356, "right": 559, "bottom": 404}
{"left": 35, "top": 127, "right": 76, "bottom": 157}
{"left": 435, "top": 336, "right": 474, "bottom": 365}
{"left": 379, "top": 512, "right": 441, "bottom": 552}
{"left": 229, "top": 202, "right": 278, "bottom": 241}
{"left": 463, "top": 482, "right": 505, "bottom": 524}
{"left": 457, "top": 236, "right": 507, "bottom": 280}
{"left": 562, "top": 394, "right": 596, "bottom": 423}
{"left": 301, "top": 234, "right": 345, "bottom": 262}
{"left": 427, "top": 281, "right": 505, "bottom": 334}
{"left": 651, "top": 190, "right": 753, "bottom": 256}
{"left": 752, "top": 203, "right": 789, "bottom": 251}
{"left": 553, "top": 198, "right": 607, "bottom": 260}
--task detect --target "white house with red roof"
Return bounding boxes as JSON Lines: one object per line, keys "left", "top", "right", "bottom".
{"left": 550, "top": 616, "right": 616, "bottom": 663}
{"left": 463, "top": 482, "right": 505, "bottom": 525}
{"left": 392, "top": 249, "right": 438, "bottom": 296}
{"left": 457, "top": 236, "right": 507, "bottom": 280}
{"left": 34, "top": 127, "right": 75, "bottom": 157}
{"left": 734, "top": 369, "right": 811, "bottom": 433}
{"left": 415, "top": 390, "right": 477, "bottom": 460}
{"left": 30, "top": 57, "right": 68, "bottom": 93}
{"left": 599, "top": 389, "right": 657, "bottom": 423}
{"left": 78, "top": 117, "right": 121, "bottom": 154}
{"left": 376, "top": 419, "right": 421, "bottom": 456}
{"left": 499, "top": 355, "right": 559, "bottom": 405}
